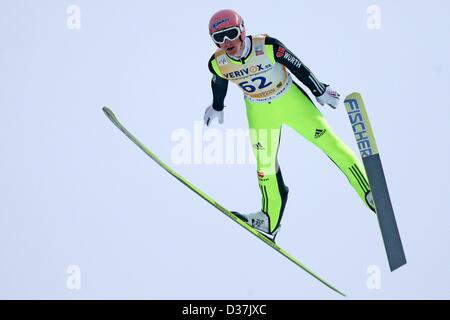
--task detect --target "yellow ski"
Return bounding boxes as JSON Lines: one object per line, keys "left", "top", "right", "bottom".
{"left": 103, "top": 107, "right": 346, "bottom": 296}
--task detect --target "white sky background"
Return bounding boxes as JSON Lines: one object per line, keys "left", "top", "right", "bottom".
{"left": 0, "top": 0, "right": 449, "bottom": 299}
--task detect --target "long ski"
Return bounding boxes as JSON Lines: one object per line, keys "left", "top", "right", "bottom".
{"left": 344, "top": 93, "right": 407, "bottom": 271}
{"left": 102, "top": 107, "right": 346, "bottom": 296}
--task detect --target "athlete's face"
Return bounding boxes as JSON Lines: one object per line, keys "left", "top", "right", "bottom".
{"left": 219, "top": 37, "right": 244, "bottom": 57}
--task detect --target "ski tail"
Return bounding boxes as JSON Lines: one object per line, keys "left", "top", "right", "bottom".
{"left": 103, "top": 107, "right": 346, "bottom": 296}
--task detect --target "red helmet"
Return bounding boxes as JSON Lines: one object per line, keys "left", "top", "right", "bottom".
{"left": 209, "top": 9, "right": 246, "bottom": 44}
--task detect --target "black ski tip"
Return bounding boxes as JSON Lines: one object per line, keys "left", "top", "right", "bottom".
{"left": 389, "top": 257, "right": 407, "bottom": 272}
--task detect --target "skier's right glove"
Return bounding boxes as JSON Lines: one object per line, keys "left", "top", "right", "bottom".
{"left": 204, "top": 104, "right": 224, "bottom": 126}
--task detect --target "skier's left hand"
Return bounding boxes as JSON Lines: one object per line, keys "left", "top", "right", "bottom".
{"left": 316, "top": 85, "right": 340, "bottom": 109}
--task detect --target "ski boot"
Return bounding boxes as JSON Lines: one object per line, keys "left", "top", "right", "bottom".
{"left": 366, "top": 191, "right": 376, "bottom": 213}
{"left": 231, "top": 210, "right": 280, "bottom": 242}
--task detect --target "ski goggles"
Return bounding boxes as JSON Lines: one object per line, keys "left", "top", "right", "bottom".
{"left": 211, "top": 27, "right": 241, "bottom": 44}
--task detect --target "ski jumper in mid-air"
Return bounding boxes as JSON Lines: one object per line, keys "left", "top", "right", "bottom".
{"left": 205, "top": 9, "right": 375, "bottom": 239}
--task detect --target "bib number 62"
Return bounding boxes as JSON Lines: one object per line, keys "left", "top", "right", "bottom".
{"left": 238, "top": 76, "right": 272, "bottom": 93}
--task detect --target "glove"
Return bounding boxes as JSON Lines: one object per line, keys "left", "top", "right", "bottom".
{"left": 204, "top": 104, "right": 224, "bottom": 126}
{"left": 316, "top": 85, "right": 340, "bottom": 109}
